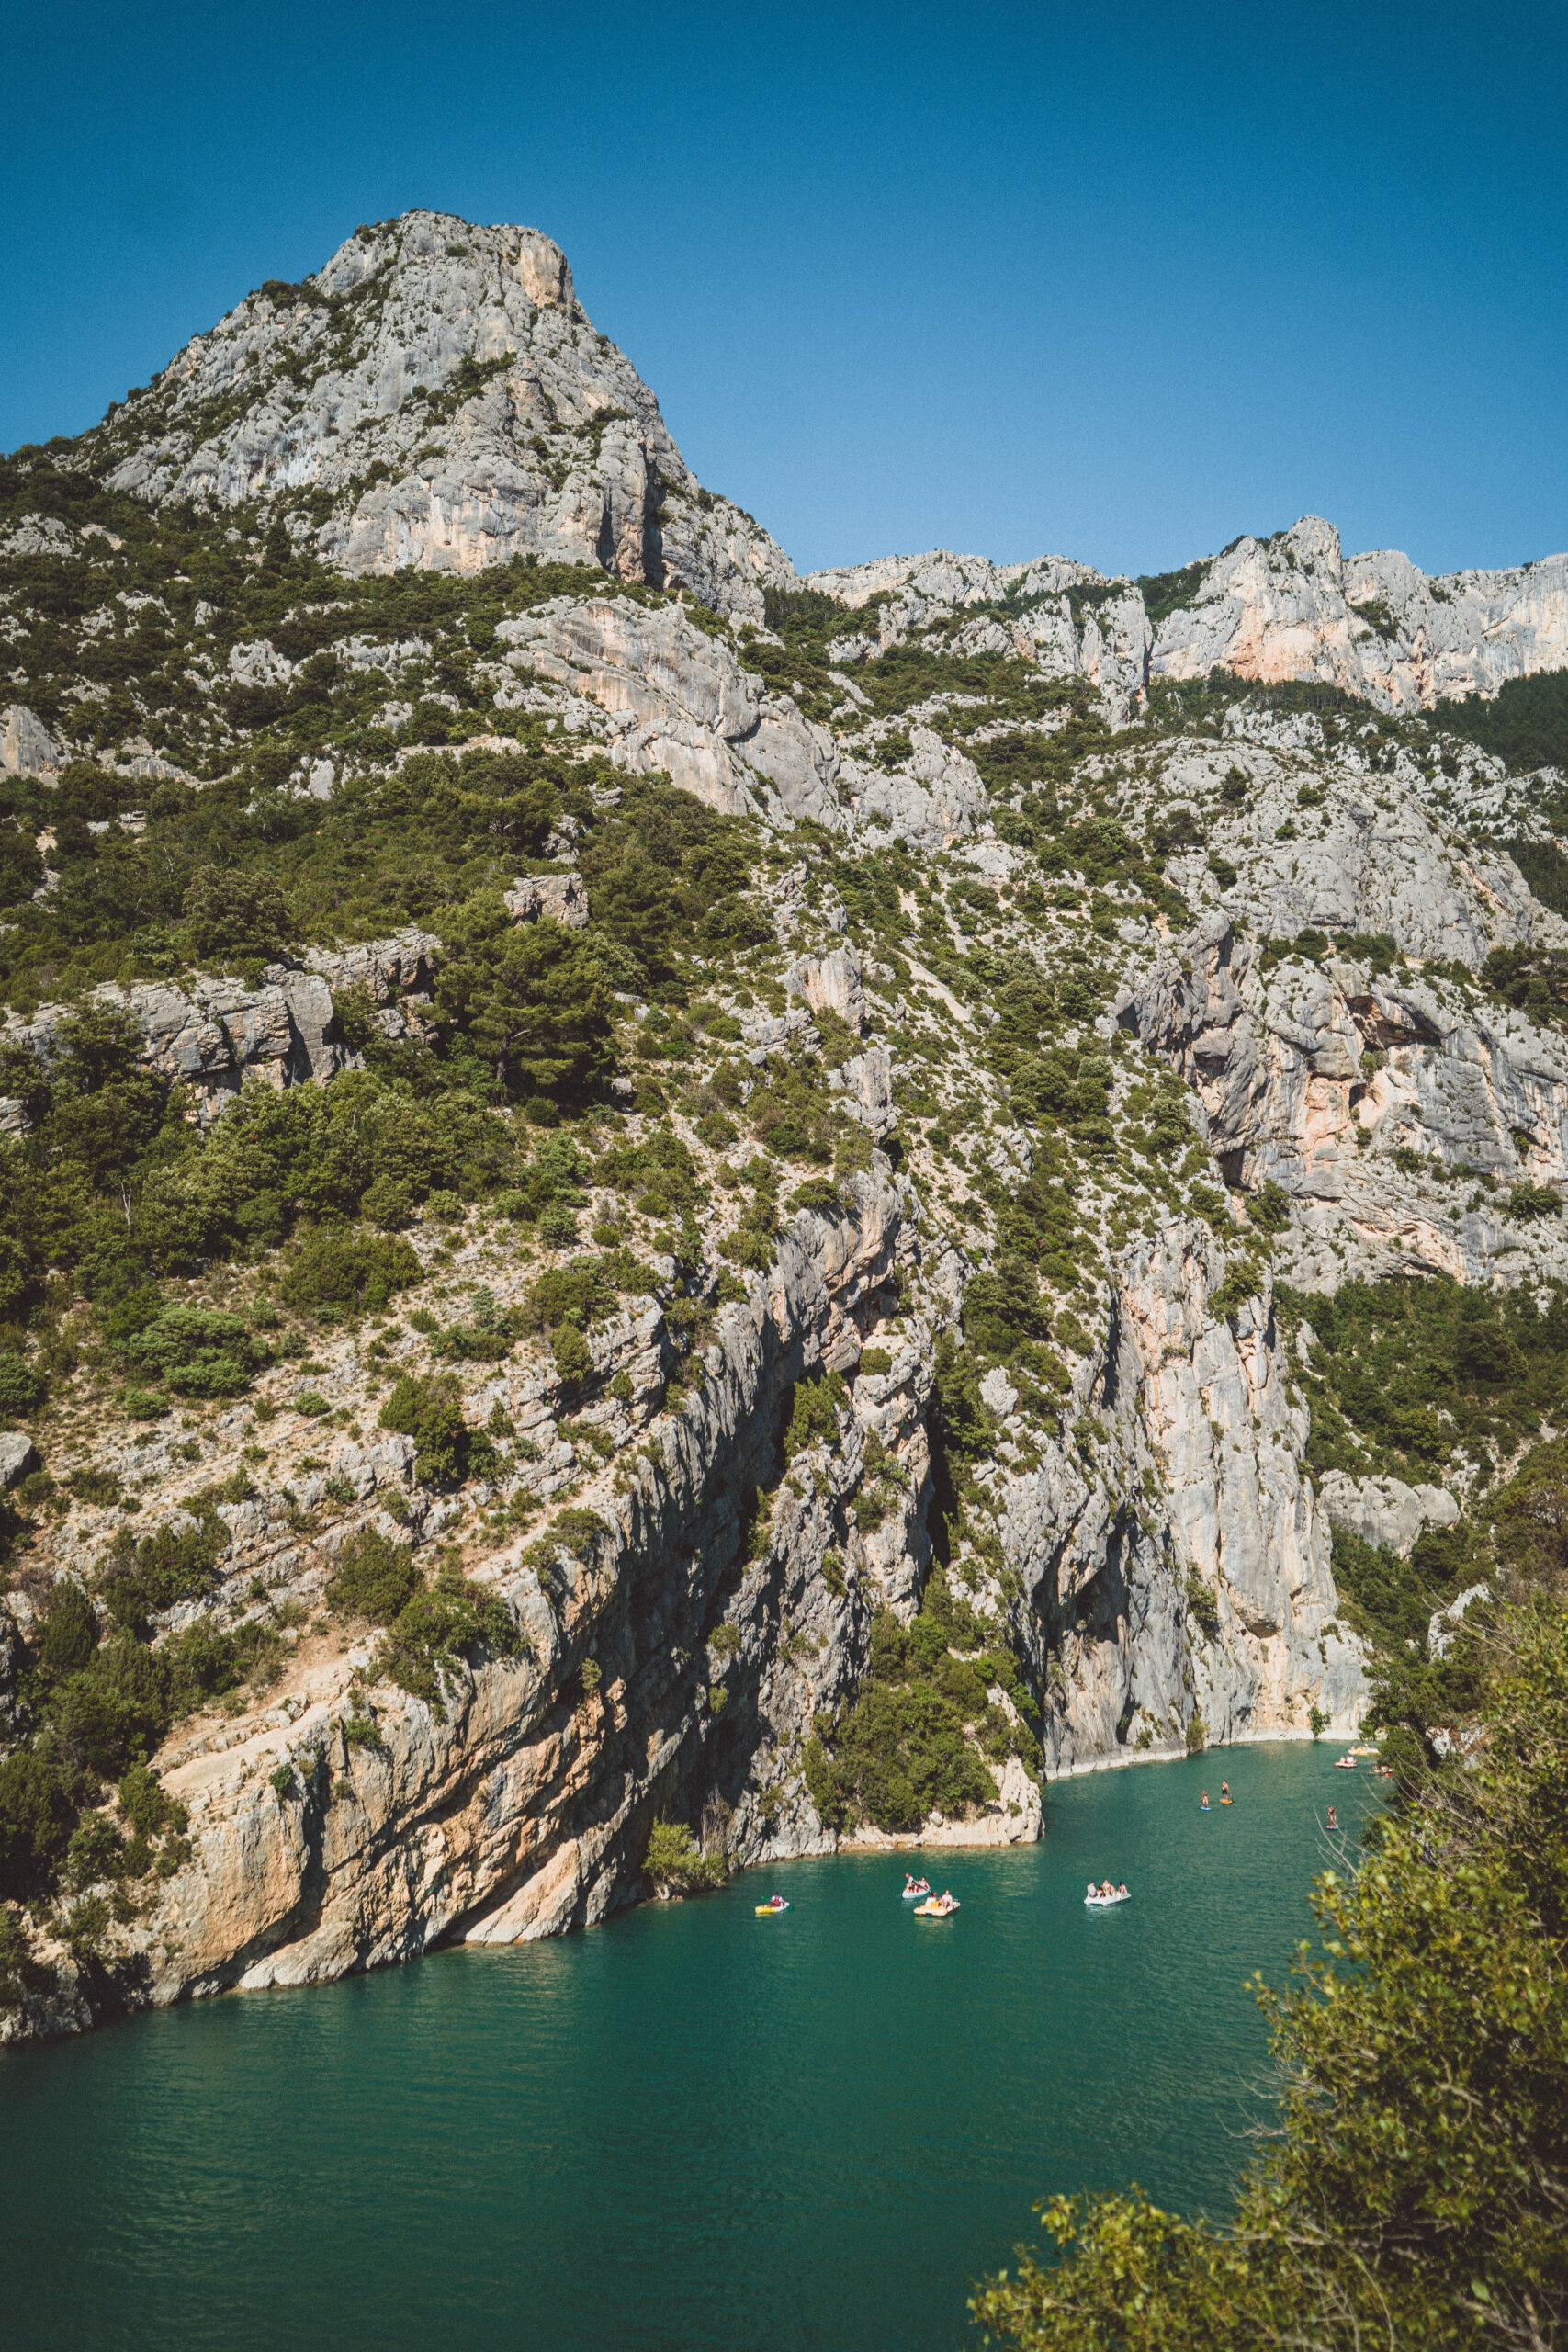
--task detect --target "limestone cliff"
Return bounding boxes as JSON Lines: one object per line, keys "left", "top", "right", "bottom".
{"left": 16, "top": 206, "right": 1568, "bottom": 2046}
{"left": 81, "top": 210, "right": 796, "bottom": 619}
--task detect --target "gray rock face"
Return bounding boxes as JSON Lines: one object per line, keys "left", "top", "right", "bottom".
{"left": 1150, "top": 515, "right": 1568, "bottom": 713}
{"left": 1, "top": 705, "right": 61, "bottom": 776}
{"left": 1316, "top": 1471, "right": 1460, "bottom": 1557}
{"left": 4, "top": 928, "right": 438, "bottom": 1126}
{"left": 502, "top": 871, "right": 588, "bottom": 929}
{"left": 993, "top": 1221, "right": 1364, "bottom": 1770}
{"left": 0, "top": 1433, "right": 39, "bottom": 1488}
{"left": 1122, "top": 914, "right": 1568, "bottom": 1285}
{"left": 809, "top": 515, "right": 1568, "bottom": 717}
{"left": 784, "top": 943, "right": 867, "bottom": 1032}
{"left": 86, "top": 211, "right": 795, "bottom": 621}
{"left": 806, "top": 548, "right": 1152, "bottom": 715}
{"left": 19, "top": 1177, "right": 966, "bottom": 2018}
{"left": 499, "top": 595, "right": 843, "bottom": 827}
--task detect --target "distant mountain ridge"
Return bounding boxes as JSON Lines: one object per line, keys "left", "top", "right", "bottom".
{"left": 28, "top": 209, "right": 1566, "bottom": 713}
{"left": 75, "top": 209, "right": 797, "bottom": 620}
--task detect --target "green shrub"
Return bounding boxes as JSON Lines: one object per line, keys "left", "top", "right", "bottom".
{"left": 0, "top": 1905, "right": 56, "bottom": 2009}
{"left": 0, "top": 1352, "right": 42, "bottom": 1416}
{"left": 117, "top": 1760, "right": 187, "bottom": 1840}
{"left": 552, "top": 1321, "right": 593, "bottom": 1391}
{"left": 858, "top": 1347, "right": 893, "bottom": 1376}
{"left": 1185, "top": 1710, "right": 1207, "bottom": 1754}
{"left": 970, "top": 1605, "right": 1568, "bottom": 2350}
{"left": 281, "top": 1228, "right": 422, "bottom": 1321}
{"left": 327, "top": 1529, "right": 421, "bottom": 1625}
{"left": 124, "top": 1307, "right": 267, "bottom": 1397}
{"left": 34, "top": 1579, "right": 98, "bottom": 1679}
{"left": 1185, "top": 1574, "right": 1221, "bottom": 1641}
{"left": 644, "top": 1818, "right": 725, "bottom": 1895}
{"left": 98, "top": 1515, "right": 223, "bottom": 1628}
{"left": 64, "top": 1810, "right": 123, "bottom": 1889}
{"left": 1249, "top": 1178, "right": 1292, "bottom": 1232}
{"left": 376, "top": 1560, "right": 521, "bottom": 1713}
{"left": 784, "top": 1370, "right": 848, "bottom": 1458}
{"left": 378, "top": 1372, "right": 471, "bottom": 1487}
{"left": 0, "top": 1751, "right": 79, "bottom": 1900}
{"left": 269, "top": 1763, "right": 296, "bottom": 1798}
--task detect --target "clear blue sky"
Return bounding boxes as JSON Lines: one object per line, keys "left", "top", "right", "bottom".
{"left": 5, "top": 1, "right": 1564, "bottom": 581}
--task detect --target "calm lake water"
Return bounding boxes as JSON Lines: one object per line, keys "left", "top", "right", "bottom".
{"left": 1, "top": 1741, "right": 1380, "bottom": 2352}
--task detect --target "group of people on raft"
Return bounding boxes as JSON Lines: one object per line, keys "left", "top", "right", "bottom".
{"left": 1088, "top": 1880, "right": 1129, "bottom": 1899}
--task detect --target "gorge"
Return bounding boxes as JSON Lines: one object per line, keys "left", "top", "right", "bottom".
{"left": 3, "top": 211, "right": 1567, "bottom": 2052}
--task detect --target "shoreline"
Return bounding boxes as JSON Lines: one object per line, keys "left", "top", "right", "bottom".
{"left": 1047, "top": 1724, "right": 1359, "bottom": 1782}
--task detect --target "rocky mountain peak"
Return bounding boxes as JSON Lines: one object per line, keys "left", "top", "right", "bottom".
{"left": 77, "top": 209, "right": 796, "bottom": 618}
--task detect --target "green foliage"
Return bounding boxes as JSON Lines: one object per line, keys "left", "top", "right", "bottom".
{"left": 117, "top": 1760, "right": 187, "bottom": 1841}
{"left": 808, "top": 1574, "right": 1026, "bottom": 1835}
{"left": 98, "top": 1514, "right": 223, "bottom": 1629}
{"left": 784, "top": 1370, "right": 848, "bottom": 1458}
{"left": 1432, "top": 664, "right": 1568, "bottom": 775}
{"left": 375, "top": 1557, "right": 521, "bottom": 1713}
{"left": 1281, "top": 1273, "right": 1568, "bottom": 1483}
{"left": 434, "top": 900, "right": 614, "bottom": 1100}
{"left": 971, "top": 1605, "right": 1568, "bottom": 2351}
{"left": 0, "top": 1904, "right": 56, "bottom": 2009}
{"left": 0, "top": 1351, "right": 43, "bottom": 1415}
{"left": 1185, "top": 1574, "right": 1220, "bottom": 1641}
{"left": 644, "top": 1817, "right": 725, "bottom": 1895}
{"left": 180, "top": 864, "right": 298, "bottom": 966}
{"left": 377, "top": 1372, "right": 472, "bottom": 1487}
{"left": 1184, "top": 1710, "right": 1207, "bottom": 1754}
{"left": 281, "top": 1227, "right": 422, "bottom": 1321}
{"left": 0, "top": 1750, "right": 80, "bottom": 1899}
{"left": 326, "top": 1529, "right": 421, "bottom": 1625}
{"left": 123, "top": 1306, "right": 267, "bottom": 1396}
{"left": 34, "top": 1579, "right": 97, "bottom": 1679}
{"left": 1249, "top": 1178, "right": 1292, "bottom": 1232}
{"left": 1208, "top": 1261, "right": 1259, "bottom": 1322}
{"left": 1481, "top": 943, "right": 1568, "bottom": 1030}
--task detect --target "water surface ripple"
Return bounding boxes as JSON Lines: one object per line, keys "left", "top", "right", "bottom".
{"left": 1, "top": 1741, "right": 1379, "bottom": 2352}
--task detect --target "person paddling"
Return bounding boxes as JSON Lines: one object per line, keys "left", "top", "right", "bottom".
{"left": 1326, "top": 1805, "right": 1338, "bottom": 1832}
{"left": 1220, "top": 1781, "right": 1231, "bottom": 1803}
{"left": 1200, "top": 1790, "right": 1211, "bottom": 1812}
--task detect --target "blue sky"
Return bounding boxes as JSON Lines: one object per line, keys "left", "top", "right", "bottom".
{"left": 4, "top": 1, "right": 1564, "bottom": 580}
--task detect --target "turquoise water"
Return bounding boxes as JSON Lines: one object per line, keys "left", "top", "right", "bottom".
{"left": 1, "top": 1742, "right": 1378, "bottom": 2352}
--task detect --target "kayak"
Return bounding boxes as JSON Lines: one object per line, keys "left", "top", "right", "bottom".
{"left": 913, "top": 1899, "right": 959, "bottom": 1917}
{"left": 754, "top": 1901, "right": 790, "bottom": 1917}
{"left": 1085, "top": 1889, "right": 1131, "bottom": 1908}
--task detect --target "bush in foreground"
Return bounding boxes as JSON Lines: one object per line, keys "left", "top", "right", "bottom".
{"left": 970, "top": 1605, "right": 1568, "bottom": 2352}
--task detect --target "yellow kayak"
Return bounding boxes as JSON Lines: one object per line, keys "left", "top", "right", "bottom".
{"left": 914, "top": 1899, "right": 959, "bottom": 1917}
{"left": 755, "top": 1901, "right": 790, "bottom": 1917}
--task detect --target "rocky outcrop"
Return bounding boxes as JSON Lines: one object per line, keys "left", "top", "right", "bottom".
{"left": 502, "top": 870, "right": 588, "bottom": 928}
{"left": 809, "top": 518, "right": 1568, "bottom": 720}
{"left": 3, "top": 929, "right": 438, "bottom": 1127}
{"left": 1121, "top": 914, "right": 1568, "bottom": 1285}
{"left": 1150, "top": 515, "right": 1568, "bottom": 714}
{"left": 989, "top": 1221, "right": 1364, "bottom": 1770}
{"left": 498, "top": 595, "right": 843, "bottom": 828}
{"left": 806, "top": 549, "right": 1152, "bottom": 715}
{"left": 86, "top": 211, "right": 795, "bottom": 621}
{"left": 1316, "top": 1471, "right": 1460, "bottom": 1557}
{"left": 7, "top": 1175, "right": 968, "bottom": 2023}
{"left": 2, "top": 705, "right": 61, "bottom": 777}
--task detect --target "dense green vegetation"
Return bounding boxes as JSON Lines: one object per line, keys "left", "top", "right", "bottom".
{"left": 1280, "top": 1274, "right": 1568, "bottom": 1486}
{"left": 970, "top": 1602, "right": 1568, "bottom": 2351}
{"left": 1434, "top": 665, "right": 1568, "bottom": 776}
{"left": 805, "top": 1570, "right": 1041, "bottom": 1833}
